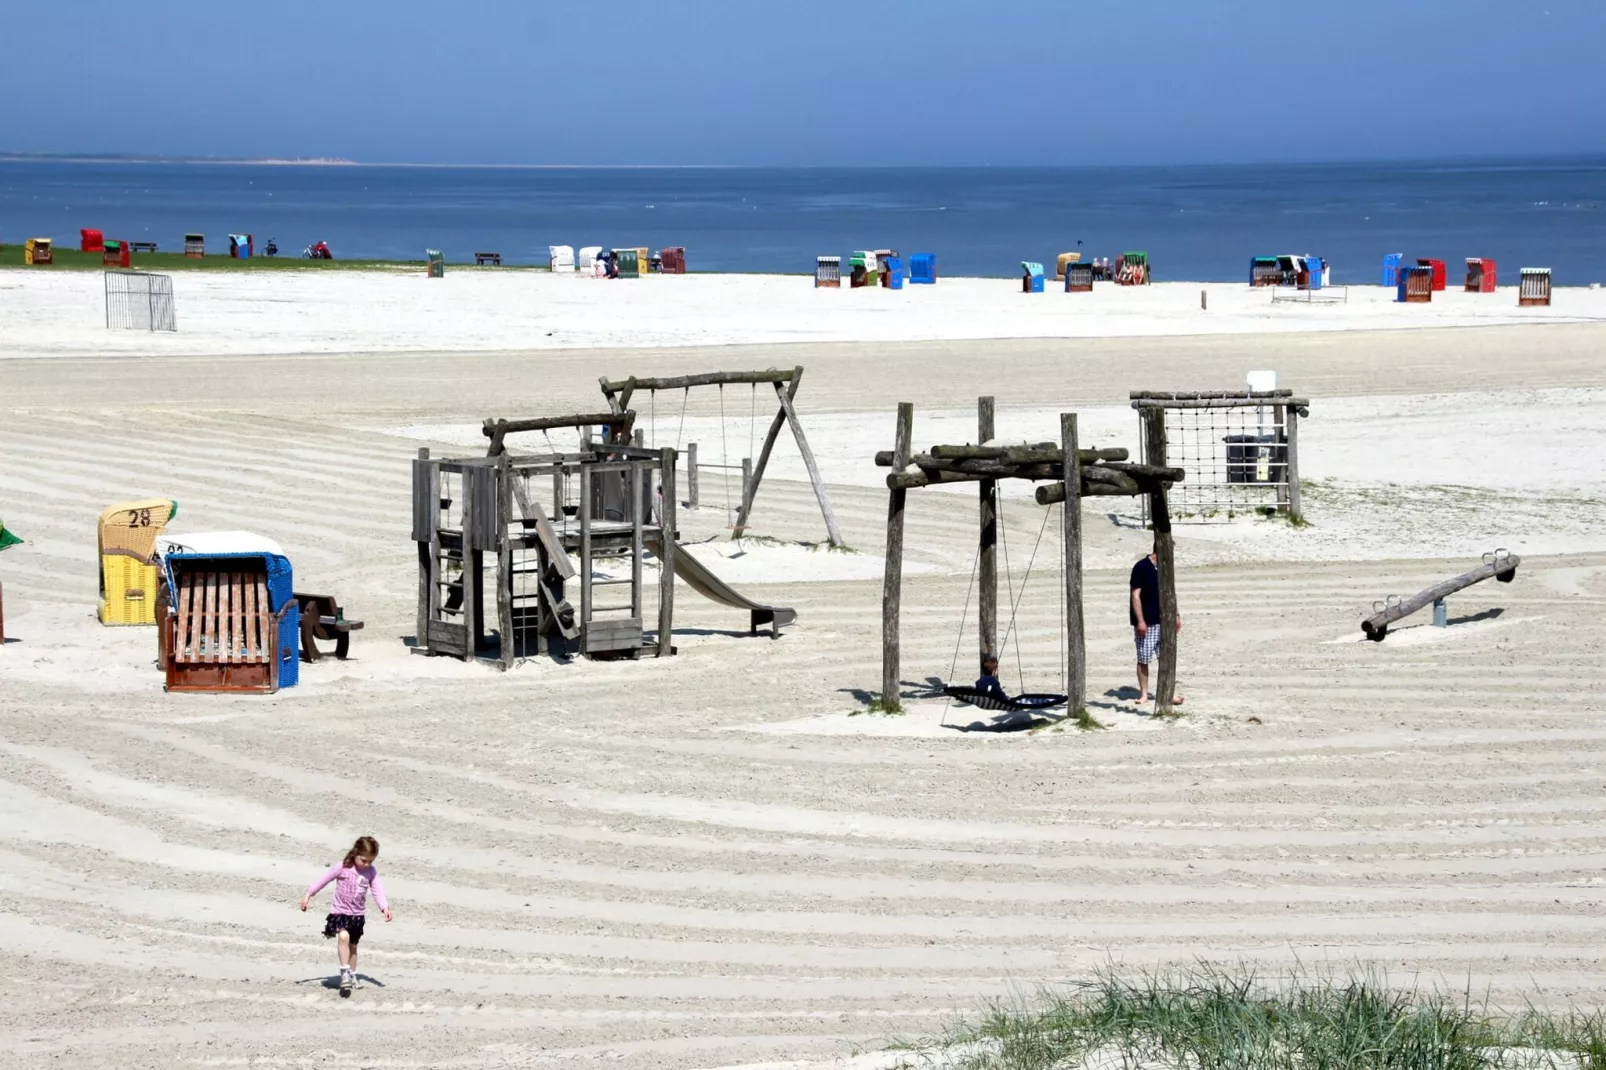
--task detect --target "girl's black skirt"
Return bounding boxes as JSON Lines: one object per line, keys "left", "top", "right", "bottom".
{"left": 322, "top": 913, "right": 366, "bottom": 946}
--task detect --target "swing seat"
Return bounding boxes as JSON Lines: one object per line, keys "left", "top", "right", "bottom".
{"left": 942, "top": 687, "right": 1067, "bottom": 713}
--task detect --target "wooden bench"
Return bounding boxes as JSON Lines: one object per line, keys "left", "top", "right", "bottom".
{"left": 294, "top": 591, "right": 364, "bottom": 661}
{"left": 130, "top": 241, "right": 159, "bottom": 253}
{"left": 474, "top": 252, "right": 502, "bottom": 266}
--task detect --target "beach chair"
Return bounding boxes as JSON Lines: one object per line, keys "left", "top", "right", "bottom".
{"left": 1465, "top": 258, "right": 1496, "bottom": 292}
{"left": 184, "top": 233, "right": 205, "bottom": 257}
{"left": 24, "top": 238, "right": 52, "bottom": 265}
{"left": 815, "top": 256, "right": 841, "bottom": 287}
{"left": 160, "top": 548, "right": 298, "bottom": 693}
{"left": 97, "top": 499, "right": 178, "bottom": 626}
{"left": 549, "top": 245, "right": 576, "bottom": 272}
{"left": 81, "top": 228, "right": 105, "bottom": 253}
{"left": 1381, "top": 253, "right": 1404, "bottom": 287}
{"left": 1398, "top": 266, "right": 1433, "bottom": 303}
{"left": 426, "top": 249, "right": 445, "bottom": 278}
{"left": 658, "top": 246, "right": 686, "bottom": 274}
{"left": 1519, "top": 268, "right": 1551, "bottom": 306}
{"left": 1021, "top": 261, "right": 1045, "bottom": 293}
{"left": 1065, "top": 262, "right": 1094, "bottom": 292}
{"left": 907, "top": 253, "right": 936, "bottom": 284}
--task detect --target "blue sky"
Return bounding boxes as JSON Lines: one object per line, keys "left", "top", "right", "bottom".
{"left": 2, "top": 1, "right": 1601, "bottom": 165}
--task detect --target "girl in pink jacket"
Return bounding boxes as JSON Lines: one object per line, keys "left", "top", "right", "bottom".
{"left": 300, "top": 835, "right": 392, "bottom": 997}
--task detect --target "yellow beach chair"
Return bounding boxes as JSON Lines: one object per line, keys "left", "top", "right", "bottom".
{"left": 97, "top": 499, "right": 178, "bottom": 625}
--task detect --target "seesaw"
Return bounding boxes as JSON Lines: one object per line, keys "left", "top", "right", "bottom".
{"left": 1362, "top": 550, "right": 1519, "bottom": 641}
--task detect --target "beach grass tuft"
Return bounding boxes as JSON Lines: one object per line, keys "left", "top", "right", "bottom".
{"left": 894, "top": 963, "right": 1606, "bottom": 1070}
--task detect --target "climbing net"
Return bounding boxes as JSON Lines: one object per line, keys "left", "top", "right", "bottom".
{"left": 1139, "top": 402, "right": 1292, "bottom": 521}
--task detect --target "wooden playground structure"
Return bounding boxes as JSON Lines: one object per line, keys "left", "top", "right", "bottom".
{"left": 876, "top": 397, "right": 1186, "bottom": 717}
{"left": 598, "top": 366, "right": 844, "bottom": 548}
{"left": 1362, "top": 550, "right": 1519, "bottom": 641}
{"left": 416, "top": 407, "right": 796, "bottom": 669}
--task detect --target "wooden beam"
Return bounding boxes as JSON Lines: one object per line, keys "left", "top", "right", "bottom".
{"left": 1286, "top": 406, "right": 1303, "bottom": 519}
{"left": 1143, "top": 408, "right": 1179, "bottom": 715}
{"left": 877, "top": 446, "right": 1129, "bottom": 466}
{"left": 579, "top": 465, "right": 592, "bottom": 655}
{"left": 1362, "top": 554, "right": 1519, "bottom": 640}
{"left": 496, "top": 453, "right": 515, "bottom": 671}
{"left": 1130, "top": 389, "right": 1294, "bottom": 400}
{"left": 1132, "top": 397, "right": 1310, "bottom": 413}
{"left": 732, "top": 366, "right": 805, "bottom": 540}
{"left": 931, "top": 444, "right": 1130, "bottom": 464}
{"left": 882, "top": 403, "right": 914, "bottom": 711}
{"left": 600, "top": 369, "right": 798, "bottom": 393}
{"left": 483, "top": 411, "right": 634, "bottom": 455}
{"left": 978, "top": 395, "right": 997, "bottom": 667}
{"left": 775, "top": 381, "right": 846, "bottom": 548}
{"left": 1062, "top": 413, "right": 1086, "bottom": 716}
{"left": 658, "top": 448, "right": 676, "bottom": 657}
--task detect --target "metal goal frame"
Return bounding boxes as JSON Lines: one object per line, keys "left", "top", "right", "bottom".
{"left": 104, "top": 271, "right": 177, "bottom": 332}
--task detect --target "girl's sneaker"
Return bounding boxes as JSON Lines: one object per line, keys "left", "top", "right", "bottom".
{"left": 339, "top": 968, "right": 353, "bottom": 997}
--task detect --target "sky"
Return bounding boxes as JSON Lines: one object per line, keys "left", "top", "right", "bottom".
{"left": 2, "top": 1, "right": 1602, "bottom": 166}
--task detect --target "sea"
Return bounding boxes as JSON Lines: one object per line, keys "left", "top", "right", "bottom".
{"left": 2, "top": 156, "right": 1603, "bottom": 284}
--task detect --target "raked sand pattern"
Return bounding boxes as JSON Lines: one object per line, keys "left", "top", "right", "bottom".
{"left": 1, "top": 279, "right": 1605, "bottom": 1068}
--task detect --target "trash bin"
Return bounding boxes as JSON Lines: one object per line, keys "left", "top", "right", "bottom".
{"left": 1222, "top": 434, "right": 1284, "bottom": 484}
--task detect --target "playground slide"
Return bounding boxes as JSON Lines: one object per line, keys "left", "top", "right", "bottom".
{"left": 645, "top": 536, "right": 796, "bottom": 637}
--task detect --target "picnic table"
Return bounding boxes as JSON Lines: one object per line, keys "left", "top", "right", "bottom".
{"left": 293, "top": 592, "right": 364, "bottom": 662}
{"left": 474, "top": 252, "right": 502, "bottom": 266}
{"left": 130, "top": 241, "right": 159, "bottom": 254}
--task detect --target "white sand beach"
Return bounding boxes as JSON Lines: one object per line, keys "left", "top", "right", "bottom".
{"left": 3, "top": 268, "right": 1604, "bottom": 357}
{"left": 2, "top": 268, "right": 1605, "bottom": 1068}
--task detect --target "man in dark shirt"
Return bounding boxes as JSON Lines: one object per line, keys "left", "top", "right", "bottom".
{"left": 1130, "top": 546, "right": 1183, "bottom": 705}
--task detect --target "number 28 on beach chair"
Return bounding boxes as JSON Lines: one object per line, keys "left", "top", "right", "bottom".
{"left": 159, "top": 549, "right": 299, "bottom": 693}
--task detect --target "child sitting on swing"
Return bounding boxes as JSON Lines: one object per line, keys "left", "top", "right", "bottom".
{"left": 975, "top": 654, "right": 1008, "bottom": 701}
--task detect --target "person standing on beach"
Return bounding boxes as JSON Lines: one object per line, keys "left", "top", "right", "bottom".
{"left": 1130, "top": 545, "right": 1183, "bottom": 705}
{"left": 300, "top": 835, "right": 392, "bottom": 997}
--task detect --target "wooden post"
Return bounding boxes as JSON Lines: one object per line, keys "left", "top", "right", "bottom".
{"left": 1142, "top": 408, "right": 1179, "bottom": 715}
{"left": 658, "top": 448, "right": 676, "bottom": 657}
{"left": 579, "top": 465, "right": 592, "bottom": 655}
{"left": 774, "top": 385, "right": 845, "bottom": 548}
{"left": 1285, "top": 406, "right": 1302, "bottom": 520}
{"left": 0, "top": 580, "right": 6, "bottom": 645}
{"left": 497, "top": 454, "right": 515, "bottom": 670}
{"left": 687, "top": 442, "right": 699, "bottom": 508}
{"left": 630, "top": 463, "right": 644, "bottom": 633}
{"left": 461, "top": 468, "right": 480, "bottom": 658}
{"left": 552, "top": 467, "right": 564, "bottom": 525}
{"left": 1061, "top": 414, "right": 1085, "bottom": 715}
{"left": 632, "top": 429, "right": 645, "bottom": 448}
{"left": 733, "top": 368, "right": 803, "bottom": 537}
{"left": 978, "top": 395, "right": 997, "bottom": 667}
{"left": 882, "top": 403, "right": 914, "bottom": 710}
{"left": 416, "top": 448, "right": 433, "bottom": 653}
{"left": 740, "top": 457, "right": 753, "bottom": 526}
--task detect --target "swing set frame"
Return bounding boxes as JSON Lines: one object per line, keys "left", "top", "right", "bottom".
{"left": 598, "top": 366, "right": 844, "bottom": 548}
{"left": 876, "top": 397, "right": 1186, "bottom": 717}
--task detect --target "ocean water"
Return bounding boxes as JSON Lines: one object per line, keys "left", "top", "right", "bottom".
{"left": 2, "top": 157, "right": 1602, "bottom": 283}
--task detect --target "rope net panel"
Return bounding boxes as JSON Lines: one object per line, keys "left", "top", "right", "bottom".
{"left": 1141, "top": 402, "right": 1291, "bottom": 521}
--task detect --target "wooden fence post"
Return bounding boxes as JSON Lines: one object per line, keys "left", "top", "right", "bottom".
{"left": 1285, "top": 406, "right": 1302, "bottom": 520}
{"left": 882, "top": 403, "right": 914, "bottom": 710}
{"left": 686, "top": 442, "right": 699, "bottom": 508}
{"left": 1061, "top": 413, "right": 1085, "bottom": 715}
{"left": 658, "top": 448, "right": 676, "bottom": 657}
{"left": 1142, "top": 408, "right": 1179, "bottom": 715}
{"left": 978, "top": 395, "right": 997, "bottom": 668}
